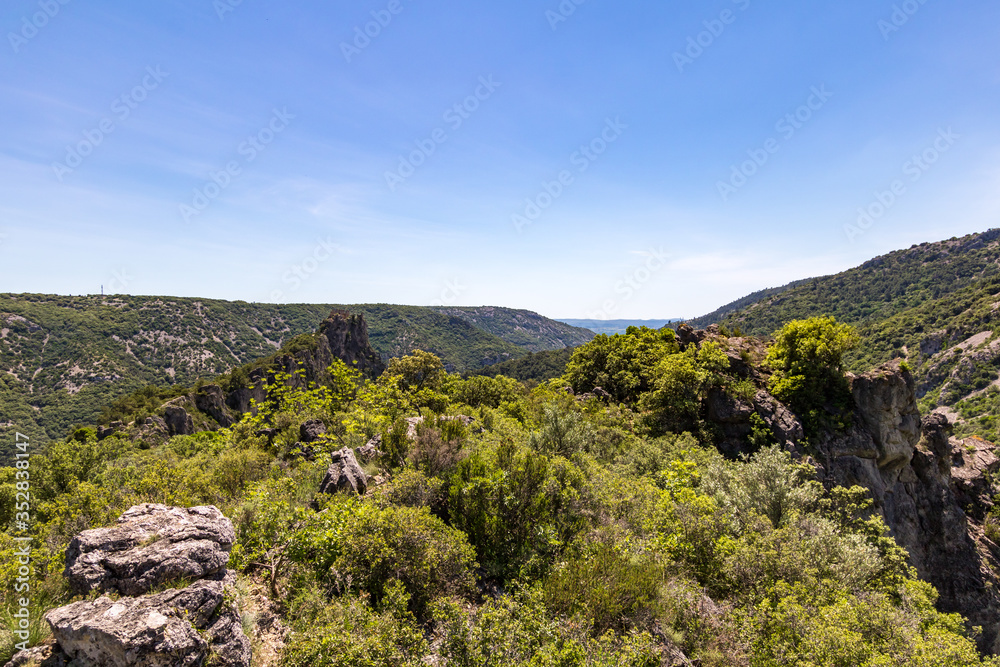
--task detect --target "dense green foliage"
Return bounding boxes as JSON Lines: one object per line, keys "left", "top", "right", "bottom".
{"left": 766, "top": 317, "right": 859, "bottom": 436}
{"left": 1, "top": 320, "right": 994, "bottom": 666}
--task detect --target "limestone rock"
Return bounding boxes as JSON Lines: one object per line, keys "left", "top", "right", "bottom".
{"left": 195, "top": 384, "right": 234, "bottom": 428}
{"left": 46, "top": 579, "right": 250, "bottom": 667}
{"left": 358, "top": 434, "right": 383, "bottom": 461}
{"left": 754, "top": 390, "right": 805, "bottom": 446}
{"left": 65, "top": 504, "right": 235, "bottom": 596}
{"left": 320, "top": 448, "right": 369, "bottom": 496}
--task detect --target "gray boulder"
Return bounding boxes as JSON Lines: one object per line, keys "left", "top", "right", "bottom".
{"left": 46, "top": 578, "right": 250, "bottom": 667}
{"left": 320, "top": 448, "right": 369, "bottom": 495}
{"left": 65, "top": 504, "right": 235, "bottom": 596}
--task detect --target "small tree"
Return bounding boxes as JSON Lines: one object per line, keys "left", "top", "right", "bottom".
{"left": 766, "top": 317, "right": 859, "bottom": 436}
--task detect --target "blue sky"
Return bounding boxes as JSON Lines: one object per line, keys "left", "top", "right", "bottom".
{"left": 1, "top": 0, "right": 998, "bottom": 319}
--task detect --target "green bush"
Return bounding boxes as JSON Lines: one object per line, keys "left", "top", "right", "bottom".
{"left": 544, "top": 542, "right": 664, "bottom": 634}
{"left": 290, "top": 500, "right": 477, "bottom": 618}
{"left": 447, "top": 442, "right": 588, "bottom": 584}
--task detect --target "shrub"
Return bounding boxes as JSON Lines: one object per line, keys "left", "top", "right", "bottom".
{"left": 283, "top": 582, "right": 427, "bottom": 667}
{"left": 544, "top": 542, "right": 664, "bottom": 634}
{"left": 291, "top": 501, "right": 477, "bottom": 618}
{"left": 448, "top": 443, "right": 588, "bottom": 584}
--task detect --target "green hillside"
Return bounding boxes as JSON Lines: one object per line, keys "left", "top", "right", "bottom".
{"left": 432, "top": 307, "right": 595, "bottom": 351}
{"left": 713, "top": 230, "right": 1000, "bottom": 337}
{"left": 0, "top": 296, "right": 582, "bottom": 446}
{"left": 471, "top": 347, "right": 575, "bottom": 383}
{"left": 699, "top": 229, "right": 1000, "bottom": 440}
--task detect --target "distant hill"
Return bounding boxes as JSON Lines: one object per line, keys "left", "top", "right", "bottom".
{"left": 557, "top": 319, "right": 680, "bottom": 336}
{"left": 695, "top": 229, "right": 1000, "bottom": 441}
{"left": 0, "top": 295, "right": 579, "bottom": 445}
{"left": 432, "top": 307, "right": 595, "bottom": 351}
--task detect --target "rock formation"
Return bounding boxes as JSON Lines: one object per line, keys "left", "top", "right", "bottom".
{"left": 65, "top": 504, "right": 235, "bottom": 596}
{"left": 320, "top": 448, "right": 369, "bottom": 496}
{"left": 5, "top": 505, "right": 250, "bottom": 667}
{"left": 688, "top": 326, "right": 1000, "bottom": 654}
{"left": 816, "top": 362, "right": 1000, "bottom": 653}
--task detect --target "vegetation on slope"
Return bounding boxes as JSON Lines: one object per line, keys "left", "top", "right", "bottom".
{"left": 471, "top": 348, "right": 575, "bottom": 383}
{"left": 2, "top": 322, "right": 996, "bottom": 665}
{"left": 692, "top": 229, "right": 1000, "bottom": 441}
{"left": 0, "top": 297, "right": 585, "bottom": 448}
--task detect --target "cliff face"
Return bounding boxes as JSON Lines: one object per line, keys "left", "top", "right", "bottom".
{"left": 817, "top": 362, "right": 1000, "bottom": 653}
{"left": 685, "top": 326, "right": 1000, "bottom": 653}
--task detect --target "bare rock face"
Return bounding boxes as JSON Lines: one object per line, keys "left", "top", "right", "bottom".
{"left": 815, "top": 361, "right": 1000, "bottom": 654}
{"left": 950, "top": 435, "right": 1000, "bottom": 521}
{"left": 195, "top": 384, "right": 235, "bottom": 428}
{"left": 320, "top": 448, "right": 369, "bottom": 495}
{"left": 65, "top": 504, "right": 235, "bottom": 596}
{"left": 162, "top": 405, "right": 195, "bottom": 437}
{"left": 318, "top": 310, "right": 385, "bottom": 377}
{"left": 46, "top": 579, "right": 250, "bottom": 667}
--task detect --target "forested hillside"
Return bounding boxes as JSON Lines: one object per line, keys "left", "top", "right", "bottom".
{"left": 431, "top": 307, "right": 594, "bottom": 351}
{"left": 0, "top": 296, "right": 579, "bottom": 445}
{"left": 694, "top": 230, "right": 1000, "bottom": 441}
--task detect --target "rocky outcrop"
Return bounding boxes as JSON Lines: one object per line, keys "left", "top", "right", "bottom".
{"left": 358, "top": 434, "right": 383, "bottom": 461}
{"left": 6, "top": 505, "right": 250, "bottom": 667}
{"left": 815, "top": 361, "right": 1000, "bottom": 654}
{"left": 320, "top": 448, "right": 369, "bottom": 496}
{"left": 685, "top": 327, "right": 1000, "bottom": 654}
{"left": 319, "top": 310, "right": 385, "bottom": 376}
{"left": 195, "top": 384, "right": 235, "bottom": 427}
{"left": 300, "top": 419, "right": 327, "bottom": 443}
{"left": 65, "top": 504, "right": 235, "bottom": 596}
{"left": 46, "top": 578, "right": 249, "bottom": 667}
{"left": 162, "top": 405, "right": 194, "bottom": 437}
